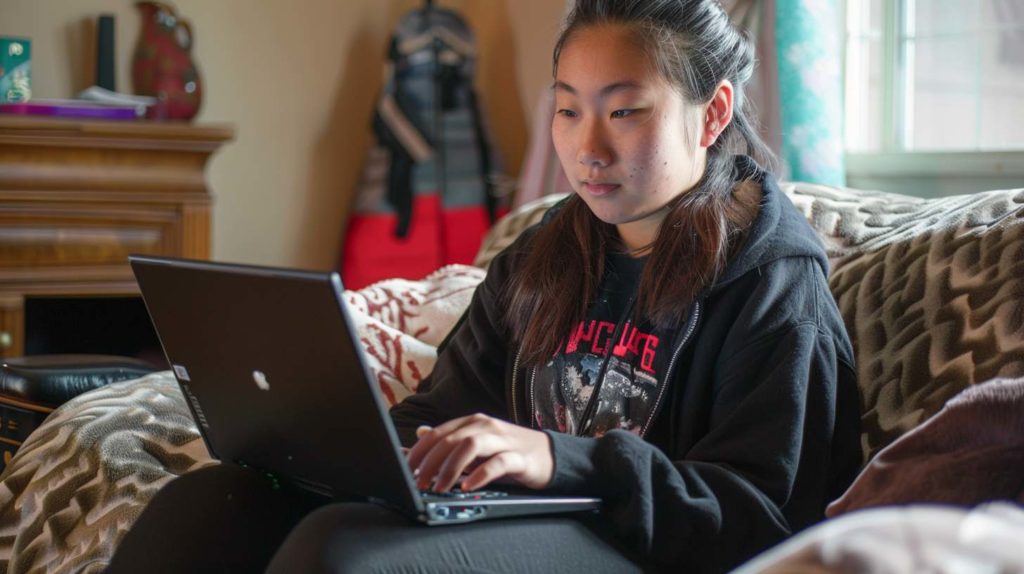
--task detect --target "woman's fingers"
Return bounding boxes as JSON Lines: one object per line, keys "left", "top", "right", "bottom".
{"left": 461, "top": 450, "right": 522, "bottom": 492}
{"left": 413, "top": 422, "right": 494, "bottom": 491}
{"left": 406, "top": 416, "right": 478, "bottom": 470}
{"left": 431, "top": 435, "right": 490, "bottom": 492}
{"left": 404, "top": 413, "right": 554, "bottom": 492}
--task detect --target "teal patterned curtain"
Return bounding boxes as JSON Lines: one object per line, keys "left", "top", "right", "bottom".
{"left": 775, "top": 0, "right": 846, "bottom": 186}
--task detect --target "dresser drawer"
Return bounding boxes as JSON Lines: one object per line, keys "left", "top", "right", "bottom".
{"left": 0, "top": 203, "right": 180, "bottom": 267}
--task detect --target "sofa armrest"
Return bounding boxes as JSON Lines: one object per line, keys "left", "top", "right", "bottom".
{"left": 0, "top": 354, "right": 160, "bottom": 471}
{"left": 1, "top": 354, "right": 160, "bottom": 410}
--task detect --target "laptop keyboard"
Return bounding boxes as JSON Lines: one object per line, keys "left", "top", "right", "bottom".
{"left": 420, "top": 489, "right": 509, "bottom": 500}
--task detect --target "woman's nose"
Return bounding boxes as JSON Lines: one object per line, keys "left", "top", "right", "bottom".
{"left": 577, "top": 120, "right": 611, "bottom": 167}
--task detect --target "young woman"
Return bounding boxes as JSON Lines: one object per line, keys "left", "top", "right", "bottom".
{"left": 109, "top": 1, "right": 861, "bottom": 572}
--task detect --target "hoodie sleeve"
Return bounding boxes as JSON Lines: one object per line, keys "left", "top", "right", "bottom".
{"left": 546, "top": 313, "right": 857, "bottom": 572}
{"left": 389, "top": 233, "right": 527, "bottom": 447}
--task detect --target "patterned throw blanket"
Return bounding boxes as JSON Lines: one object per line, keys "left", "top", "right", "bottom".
{"left": 0, "top": 182, "right": 1022, "bottom": 573}
{"left": 791, "top": 185, "right": 1024, "bottom": 461}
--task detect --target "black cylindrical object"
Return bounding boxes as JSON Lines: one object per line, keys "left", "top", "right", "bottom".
{"left": 96, "top": 14, "right": 116, "bottom": 91}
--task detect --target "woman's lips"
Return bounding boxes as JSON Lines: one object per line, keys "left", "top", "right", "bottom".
{"left": 582, "top": 182, "right": 620, "bottom": 196}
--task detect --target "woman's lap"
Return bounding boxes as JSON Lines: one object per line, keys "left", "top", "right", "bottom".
{"left": 270, "top": 502, "right": 642, "bottom": 573}
{"left": 108, "top": 463, "right": 644, "bottom": 574}
{"left": 106, "top": 463, "right": 325, "bottom": 573}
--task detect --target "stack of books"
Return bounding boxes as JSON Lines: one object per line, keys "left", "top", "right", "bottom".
{"left": 0, "top": 86, "right": 156, "bottom": 120}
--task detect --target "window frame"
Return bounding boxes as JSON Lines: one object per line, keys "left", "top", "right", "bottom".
{"left": 844, "top": 0, "right": 1024, "bottom": 196}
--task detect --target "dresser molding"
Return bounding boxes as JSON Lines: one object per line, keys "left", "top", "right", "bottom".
{"left": 0, "top": 116, "right": 233, "bottom": 357}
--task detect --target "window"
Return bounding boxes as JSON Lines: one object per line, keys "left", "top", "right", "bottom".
{"left": 845, "top": 0, "right": 1024, "bottom": 153}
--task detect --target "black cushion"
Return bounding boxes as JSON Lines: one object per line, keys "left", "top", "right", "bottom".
{"left": 0, "top": 355, "right": 159, "bottom": 409}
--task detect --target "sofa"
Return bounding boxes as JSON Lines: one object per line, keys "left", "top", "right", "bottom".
{"left": 0, "top": 180, "right": 1022, "bottom": 573}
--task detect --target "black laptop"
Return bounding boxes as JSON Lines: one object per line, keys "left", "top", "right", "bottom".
{"left": 129, "top": 255, "right": 600, "bottom": 525}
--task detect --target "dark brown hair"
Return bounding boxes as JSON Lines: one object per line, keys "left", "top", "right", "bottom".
{"left": 506, "top": 0, "right": 775, "bottom": 368}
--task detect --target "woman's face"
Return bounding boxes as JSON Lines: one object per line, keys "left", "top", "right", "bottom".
{"left": 552, "top": 24, "right": 706, "bottom": 249}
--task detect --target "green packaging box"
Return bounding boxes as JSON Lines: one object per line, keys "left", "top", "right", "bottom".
{"left": 0, "top": 37, "right": 32, "bottom": 103}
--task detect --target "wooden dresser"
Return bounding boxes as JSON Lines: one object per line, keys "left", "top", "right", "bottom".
{"left": 0, "top": 116, "right": 233, "bottom": 358}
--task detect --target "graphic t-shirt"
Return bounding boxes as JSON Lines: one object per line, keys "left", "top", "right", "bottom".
{"left": 532, "top": 252, "right": 680, "bottom": 437}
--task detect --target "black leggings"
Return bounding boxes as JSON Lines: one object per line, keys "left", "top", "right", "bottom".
{"left": 107, "top": 464, "right": 647, "bottom": 574}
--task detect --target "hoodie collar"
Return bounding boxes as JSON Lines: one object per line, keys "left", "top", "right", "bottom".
{"left": 708, "top": 156, "right": 829, "bottom": 293}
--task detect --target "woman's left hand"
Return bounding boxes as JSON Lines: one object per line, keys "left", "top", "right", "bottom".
{"left": 405, "top": 413, "right": 554, "bottom": 493}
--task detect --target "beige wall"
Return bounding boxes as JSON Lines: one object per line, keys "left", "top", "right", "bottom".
{"left": 0, "top": 0, "right": 566, "bottom": 269}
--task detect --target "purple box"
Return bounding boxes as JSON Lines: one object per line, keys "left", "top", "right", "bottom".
{"left": 0, "top": 99, "right": 138, "bottom": 120}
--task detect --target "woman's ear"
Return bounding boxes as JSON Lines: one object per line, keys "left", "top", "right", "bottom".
{"left": 700, "top": 80, "right": 734, "bottom": 148}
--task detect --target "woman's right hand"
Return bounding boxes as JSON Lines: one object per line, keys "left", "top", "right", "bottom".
{"left": 405, "top": 414, "right": 555, "bottom": 493}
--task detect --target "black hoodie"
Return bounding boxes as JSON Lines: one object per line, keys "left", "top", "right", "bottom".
{"left": 390, "top": 157, "right": 863, "bottom": 573}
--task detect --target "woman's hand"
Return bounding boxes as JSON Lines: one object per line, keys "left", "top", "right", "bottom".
{"left": 406, "top": 414, "right": 554, "bottom": 493}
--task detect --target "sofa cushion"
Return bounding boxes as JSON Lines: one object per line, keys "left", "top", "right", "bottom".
{"left": 473, "top": 193, "right": 565, "bottom": 269}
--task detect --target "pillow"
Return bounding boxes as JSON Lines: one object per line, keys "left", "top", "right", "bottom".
{"left": 826, "top": 376, "right": 1024, "bottom": 516}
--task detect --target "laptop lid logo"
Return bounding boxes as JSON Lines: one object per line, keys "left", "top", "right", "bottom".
{"left": 252, "top": 370, "right": 271, "bottom": 391}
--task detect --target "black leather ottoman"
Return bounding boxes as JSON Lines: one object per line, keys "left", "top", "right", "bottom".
{"left": 0, "top": 355, "right": 159, "bottom": 471}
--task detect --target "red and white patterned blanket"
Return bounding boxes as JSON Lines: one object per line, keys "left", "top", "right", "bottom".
{"left": 342, "top": 264, "right": 485, "bottom": 405}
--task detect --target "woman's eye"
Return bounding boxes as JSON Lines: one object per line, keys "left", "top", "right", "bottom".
{"left": 611, "top": 109, "right": 635, "bottom": 119}
{"left": 557, "top": 109, "right": 578, "bottom": 118}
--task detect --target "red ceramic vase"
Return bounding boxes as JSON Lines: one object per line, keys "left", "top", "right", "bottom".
{"left": 131, "top": 1, "right": 203, "bottom": 120}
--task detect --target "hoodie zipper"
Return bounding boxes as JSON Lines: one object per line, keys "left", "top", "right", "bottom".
{"left": 511, "top": 347, "right": 523, "bottom": 425}
{"left": 528, "top": 365, "right": 538, "bottom": 429}
{"left": 510, "top": 294, "right": 634, "bottom": 431}
{"left": 639, "top": 298, "right": 703, "bottom": 437}
{"left": 513, "top": 296, "right": 701, "bottom": 435}
{"left": 575, "top": 303, "right": 634, "bottom": 437}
